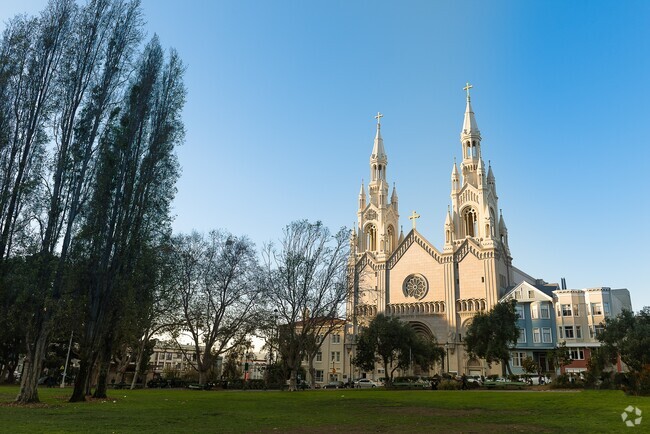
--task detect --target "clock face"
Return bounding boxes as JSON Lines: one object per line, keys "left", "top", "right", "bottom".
{"left": 403, "top": 274, "right": 428, "bottom": 300}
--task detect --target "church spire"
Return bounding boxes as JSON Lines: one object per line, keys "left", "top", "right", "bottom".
{"left": 451, "top": 159, "right": 460, "bottom": 192}
{"left": 369, "top": 112, "right": 389, "bottom": 206}
{"left": 459, "top": 82, "right": 483, "bottom": 187}
{"left": 462, "top": 82, "right": 481, "bottom": 138}
{"left": 370, "top": 112, "right": 387, "bottom": 165}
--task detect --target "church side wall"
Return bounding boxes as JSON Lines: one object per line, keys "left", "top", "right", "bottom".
{"left": 357, "top": 264, "right": 378, "bottom": 307}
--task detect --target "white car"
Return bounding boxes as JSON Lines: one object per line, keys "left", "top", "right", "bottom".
{"left": 355, "top": 379, "right": 379, "bottom": 388}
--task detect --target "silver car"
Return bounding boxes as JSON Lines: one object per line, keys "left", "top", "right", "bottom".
{"left": 355, "top": 378, "right": 379, "bottom": 388}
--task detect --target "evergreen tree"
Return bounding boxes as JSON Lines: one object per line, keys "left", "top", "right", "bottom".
{"left": 464, "top": 299, "right": 519, "bottom": 376}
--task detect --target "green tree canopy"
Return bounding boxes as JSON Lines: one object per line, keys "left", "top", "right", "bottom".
{"left": 353, "top": 314, "right": 444, "bottom": 385}
{"left": 464, "top": 299, "right": 519, "bottom": 375}
{"left": 598, "top": 307, "right": 650, "bottom": 395}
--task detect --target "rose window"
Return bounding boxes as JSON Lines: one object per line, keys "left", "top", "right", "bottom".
{"left": 403, "top": 274, "right": 428, "bottom": 300}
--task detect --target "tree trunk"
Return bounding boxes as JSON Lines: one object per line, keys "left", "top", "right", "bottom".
{"left": 130, "top": 340, "right": 146, "bottom": 390}
{"left": 502, "top": 358, "right": 513, "bottom": 376}
{"left": 307, "top": 357, "right": 316, "bottom": 388}
{"left": 93, "top": 339, "right": 112, "bottom": 399}
{"left": 70, "top": 358, "right": 91, "bottom": 402}
{"left": 15, "top": 328, "right": 49, "bottom": 404}
{"left": 289, "top": 368, "right": 297, "bottom": 391}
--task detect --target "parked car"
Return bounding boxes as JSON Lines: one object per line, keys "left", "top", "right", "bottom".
{"left": 354, "top": 378, "right": 379, "bottom": 388}
{"left": 322, "top": 381, "right": 346, "bottom": 389}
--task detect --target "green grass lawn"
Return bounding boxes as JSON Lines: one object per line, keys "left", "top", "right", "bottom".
{"left": 0, "top": 386, "right": 647, "bottom": 433}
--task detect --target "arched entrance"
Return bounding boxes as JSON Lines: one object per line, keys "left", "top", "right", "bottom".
{"left": 407, "top": 321, "right": 439, "bottom": 376}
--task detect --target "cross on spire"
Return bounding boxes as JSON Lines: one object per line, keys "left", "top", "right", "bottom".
{"left": 375, "top": 112, "right": 383, "bottom": 125}
{"left": 409, "top": 210, "right": 420, "bottom": 229}
{"left": 463, "top": 82, "right": 473, "bottom": 100}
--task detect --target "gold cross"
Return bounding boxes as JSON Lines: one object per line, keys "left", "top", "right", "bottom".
{"left": 463, "top": 82, "right": 473, "bottom": 99}
{"left": 375, "top": 112, "right": 383, "bottom": 125}
{"left": 409, "top": 210, "right": 420, "bottom": 229}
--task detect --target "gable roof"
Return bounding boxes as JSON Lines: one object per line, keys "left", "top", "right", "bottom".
{"left": 500, "top": 280, "right": 556, "bottom": 303}
{"left": 387, "top": 229, "right": 444, "bottom": 269}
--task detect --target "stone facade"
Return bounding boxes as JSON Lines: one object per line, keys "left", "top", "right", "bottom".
{"left": 347, "top": 89, "right": 526, "bottom": 377}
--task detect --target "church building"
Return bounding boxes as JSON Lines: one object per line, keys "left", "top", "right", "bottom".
{"left": 347, "top": 85, "right": 539, "bottom": 377}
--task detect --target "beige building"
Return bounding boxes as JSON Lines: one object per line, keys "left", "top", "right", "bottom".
{"left": 347, "top": 87, "right": 540, "bottom": 378}
{"left": 553, "top": 286, "right": 631, "bottom": 373}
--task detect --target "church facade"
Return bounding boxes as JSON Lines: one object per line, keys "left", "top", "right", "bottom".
{"left": 347, "top": 86, "right": 538, "bottom": 377}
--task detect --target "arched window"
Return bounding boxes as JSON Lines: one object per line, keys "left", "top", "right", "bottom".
{"left": 365, "top": 224, "right": 377, "bottom": 251}
{"left": 489, "top": 208, "right": 496, "bottom": 237}
{"left": 463, "top": 208, "right": 477, "bottom": 237}
{"left": 386, "top": 225, "right": 395, "bottom": 253}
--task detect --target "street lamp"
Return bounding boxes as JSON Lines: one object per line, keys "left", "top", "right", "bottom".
{"left": 345, "top": 341, "right": 355, "bottom": 386}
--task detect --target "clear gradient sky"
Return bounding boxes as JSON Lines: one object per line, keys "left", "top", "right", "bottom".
{"left": 2, "top": 1, "right": 649, "bottom": 310}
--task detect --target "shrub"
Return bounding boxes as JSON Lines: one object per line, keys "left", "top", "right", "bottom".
{"left": 550, "top": 374, "right": 584, "bottom": 389}
{"left": 438, "top": 380, "right": 460, "bottom": 390}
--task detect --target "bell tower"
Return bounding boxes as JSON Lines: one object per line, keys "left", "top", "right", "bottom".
{"left": 356, "top": 113, "right": 400, "bottom": 260}
{"left": 446, "top": 84, "right": 507, "bottom": 249}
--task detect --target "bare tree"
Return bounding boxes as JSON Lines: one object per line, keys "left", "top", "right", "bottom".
{"left": 260, "top": 220, "right": 349, "bottom": 391}
{"left": 169, "top": 231, "right": 262, "bottom": 385}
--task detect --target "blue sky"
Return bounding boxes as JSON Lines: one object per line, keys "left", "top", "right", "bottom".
{"left": 2, "top": 1, "right": 649, "bottom": 310}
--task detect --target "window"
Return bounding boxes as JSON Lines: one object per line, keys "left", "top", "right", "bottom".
{"left": 511, "top": 352, "right": 526, "bottom": 367}
{"left": 540, "top": 303, "right": 550, "bottom": 319}
{"left": 561, "top": 304, "right": 572, "bottom": 316}
{"left": 533, "top": 328, "right": 541, "bottom": 343}
{"left": 332, "top": 334, "right": 341, "bottom": 344}
{"left": 575, "top": 325, "right": 582, "bottom": 339}
{"left": 573, "top": 304, "right": 580, "bottom": 317}
{"left": 331, "top": 351, "right": 341, "bottom": 362}
{"left": 517, "top": 328, "right": 526, "bottom": 343}
{"left": 604, "top": 302, "right": 611, "bottom": 316}
{"left": 564, "top": 326, "right": 574, "bottom": 339}
{"left": 594, "top": 324, "right": 605, "bottom": 337}
{"left": 166, "top": 352, "right": 172, "bottom": 360}
{"left": 528, "top": 290, "right": 535, "bottom": 299}
{"left": 515, "top": 305, "right": 524, "bottom": 319}
{"left": 515, "top": 290, "right": 521, "bottom": 300}
{"left": 558, "top": 326, "right": 563, "bottom": 339}
{"left": 570, "top": 348, "right": 585, "bottom": 360}
{"left": 591, "top": 303, "right": 602, "bottom": 315}
{"left": 315, "top": 370, "right": 324, "bottom": 382}
{"left": 531, "top": 304, "right": 539, "bottom": 319}
{"left": 542, "top": 327, "right": 552, "bottom": 343}
{"left": 316, "top": 352, "right": 322, "bottom": 362}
